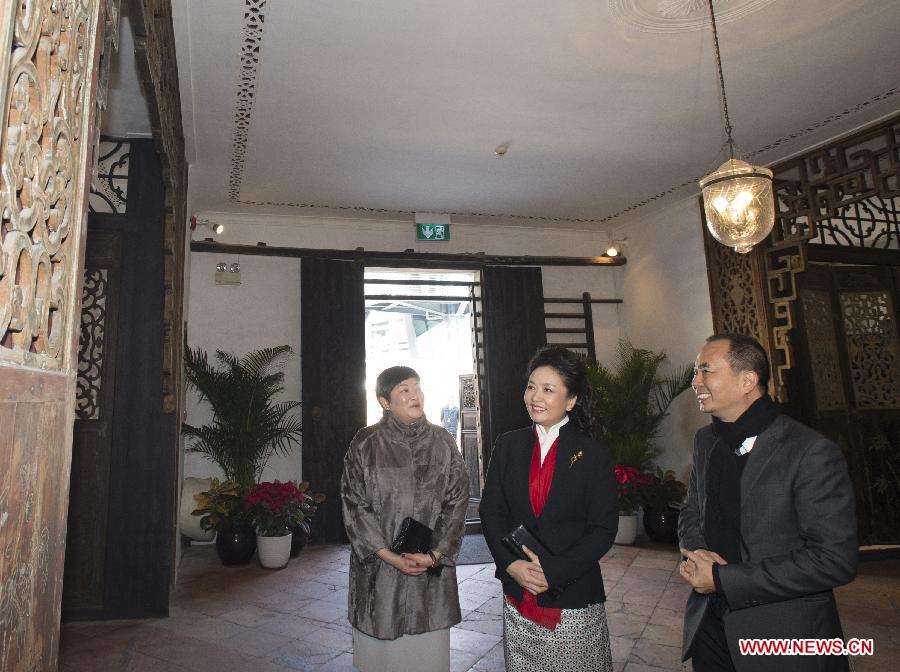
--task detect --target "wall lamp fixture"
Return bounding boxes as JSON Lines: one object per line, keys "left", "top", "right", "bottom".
{"left": 190, "top": 215, "right": 224, "bottom": 235}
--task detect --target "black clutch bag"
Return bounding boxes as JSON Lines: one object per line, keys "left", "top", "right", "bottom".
{"left": 390, "top": 516, "right": 443, "bottom": 576}
{"left": 502, "top": 523, "right": 562, "bottom": 599}
{"left": 501, "top": 523, "right": 553, "bottom": 561}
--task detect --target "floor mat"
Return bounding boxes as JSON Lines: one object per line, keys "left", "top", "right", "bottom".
{"left": 456, "top": 533, "right": 494, "bottom": 565}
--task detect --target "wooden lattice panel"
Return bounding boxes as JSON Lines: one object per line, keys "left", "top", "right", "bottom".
{"left": 0, "top": 1, "right": 105, "bottom": 669}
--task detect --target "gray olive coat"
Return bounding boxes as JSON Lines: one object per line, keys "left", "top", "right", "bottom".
{"left": 341, "top": 412, "right": 469, "bottom": 640}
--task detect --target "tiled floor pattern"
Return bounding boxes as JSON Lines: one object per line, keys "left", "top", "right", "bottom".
{"left": 59, "top": 543, "right": 898, "bottom": 672}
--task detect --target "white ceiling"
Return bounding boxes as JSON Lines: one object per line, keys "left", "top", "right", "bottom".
{"left": 155, "top": 0, "right": 900, "bottom": 229}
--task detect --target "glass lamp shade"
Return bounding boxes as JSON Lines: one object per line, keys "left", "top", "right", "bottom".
{"left": 699, "top": 159, "right": 775, "bottom": 254}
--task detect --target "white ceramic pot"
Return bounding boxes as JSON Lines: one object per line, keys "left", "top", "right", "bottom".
{"left": 179, "top": 477, "right": 216, "bottom": 542}
{"left": 257, "top": 532, "right": 292, "bottom": 568}
{"left": 615, "top": 513, "right": 638, "bottom": 545}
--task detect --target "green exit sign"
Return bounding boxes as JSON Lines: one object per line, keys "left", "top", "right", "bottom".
{"left": 416, "top": 223, "right": 450, "bottom": 241}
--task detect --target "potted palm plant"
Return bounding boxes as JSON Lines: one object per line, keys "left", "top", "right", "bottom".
{"left": 587, "top": 340, "right": 693, "bottom": 471}
{"left": 183, "top": 344, "right": 303, "bottom": 564}
{"left": 588, "top": 340, "right": 692, "bottom": 543}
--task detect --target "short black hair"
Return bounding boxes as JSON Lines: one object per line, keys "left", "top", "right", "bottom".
{"left": 375, "top": 366, "right": 420, "bottom": 402}
{"left": 526, "top": 346, "right": 593, "bottom": 436}
{"left": 706, "top": 333, "right": 770, "bottom": 392}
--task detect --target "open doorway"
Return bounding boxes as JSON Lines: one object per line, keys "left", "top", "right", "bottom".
{"left": 364, "top": 268, "right": 482, "bottom": 497}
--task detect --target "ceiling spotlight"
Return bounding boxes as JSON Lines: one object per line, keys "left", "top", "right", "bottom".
{"left": 605, "top": 245, "right": 619, "bottom": 257}
{"left": 494, "top": 144, "right": 509, "bottom": 157}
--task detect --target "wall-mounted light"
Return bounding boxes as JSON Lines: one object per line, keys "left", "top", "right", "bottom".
{"left": 191, "top": 215, "right": 224, "bottom": 235}
{"left": 215, "top": 260, "right": 241, "bottom": 286}
{"left": 604, "top": 238, "right": 627, "bottom": 258}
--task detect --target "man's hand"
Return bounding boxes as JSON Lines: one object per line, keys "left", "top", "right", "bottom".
{"left": 506, "top": 546, "right": 549, "bottom": 595}
{"left": 679, "top": 548, "right": 726, "bottom": 594}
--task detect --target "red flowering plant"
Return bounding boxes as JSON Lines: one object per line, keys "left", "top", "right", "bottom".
{"left": 244, "top": 480, "right": 308, "bottom": 537}
{"left": 615, "top": 465, "right": 650, "bottom": 515}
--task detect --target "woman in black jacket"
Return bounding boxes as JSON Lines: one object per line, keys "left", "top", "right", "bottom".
{"left": 480, "top": 346, "right": 618, "bottom": 671}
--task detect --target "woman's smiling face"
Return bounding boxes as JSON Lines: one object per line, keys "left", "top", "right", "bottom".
{"left": 381, "top": 377, "right": 425, "bottom": 425}
{"left": 524, "top": 365, "right": 576, "bottom": 431}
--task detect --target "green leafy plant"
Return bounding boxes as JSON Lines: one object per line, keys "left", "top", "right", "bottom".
{"left": 637, "top": 467, "right": 687, "bottom": 512}
{"left": 588, "top": 340, "right": 693, "bottom": 470}
{"left": 191, "top": 478, "right": 247, "bottom": 531}
{"left": 183, "top": 345, "right": 302, "bottom": 488}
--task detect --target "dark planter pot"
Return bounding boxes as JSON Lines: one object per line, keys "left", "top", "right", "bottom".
{"left": 215, "top": 522, "right": 257, "bottom": 565}
{"left": 643, "top": 506, "right": 680, "bottom": 544}
{"left": 289, "top": 521, "right": 311, "bottom": 558}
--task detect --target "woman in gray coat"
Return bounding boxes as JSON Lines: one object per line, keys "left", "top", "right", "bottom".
{"left": 341, "top": 366, "right": 469, "bottom": 672}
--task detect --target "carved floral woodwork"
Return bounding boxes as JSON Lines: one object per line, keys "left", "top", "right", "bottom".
{"left": 1, "top": 1, "right": 106, "bottom": 669}
{"left": 705, "top": 114, "right": 900, "bottom": 401}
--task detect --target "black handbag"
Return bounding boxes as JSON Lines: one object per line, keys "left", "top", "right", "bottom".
{"left": 501, "top": 523, "right": 553, "bottom": 561}
{"left": 390, "top": 516, "right": 443, "bottom": 576}
{"left": 502, "top": 523, "right": 561, "bottom": 599}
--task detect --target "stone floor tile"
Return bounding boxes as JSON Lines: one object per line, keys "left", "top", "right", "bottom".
{"left": 641, "top": 623, "right": 682, "bottom": 647}
{"left": 628, "top": 639, "right": 684, "bottom": 669}
{"left": 649, "top": 607, "right": 683, "bottom": 630}
{"left": 611, "top": 635, "right": 636, "bottom": 662}
{"left": 270, "top": 639, "right": 344, "bottom": 669}
{"left": 450, "top": 649, "right": 482, "bottom": 672}
{"left": 457, "top": 615, "right": 503, "bottom": 637}
{"left": 217, "top": 625, "right": 294, "bottom": 658}
{"left": 57, "top": 545, "right": 898, "bottom": 672}
{"left": 450, "top": 627, "right": 502, "bottom": 657}
{"left": 297, "top": 623, "right": 353, "bottom": 652}
{"left": 608, "top": 609, "right": 649, "bottom": 638}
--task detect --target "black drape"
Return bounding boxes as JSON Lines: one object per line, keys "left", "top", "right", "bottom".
{"left": 301, "top": 258, "right": 367, "bottom": 543}
{"left": 481, "top": 265, "right": 546, "bottom": 471}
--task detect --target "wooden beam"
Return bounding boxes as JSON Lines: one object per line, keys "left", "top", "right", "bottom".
{"left": 191, "top": 240, "right": 627, "bottom": 268}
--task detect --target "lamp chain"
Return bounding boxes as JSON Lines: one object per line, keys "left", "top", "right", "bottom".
{"left": 707, "top": 0, "right": 735, "bottom": 160}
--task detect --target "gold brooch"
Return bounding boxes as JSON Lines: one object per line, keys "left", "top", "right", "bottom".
{"left": 569, "top": 451, "right": 584, "bottom": 468}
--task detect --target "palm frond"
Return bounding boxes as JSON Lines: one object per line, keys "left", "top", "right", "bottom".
{"left": 589, "top": 340, "right": 692, "bottom": 470}
{"left": 183, "top": 344, "right": 302, "bottom": 487}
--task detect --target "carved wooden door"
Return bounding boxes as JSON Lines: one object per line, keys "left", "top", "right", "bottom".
{"left": 0, "top": 1, "right": 105, "bottom": 669}
{"left": 796, "top": 264, "right": 900, "bottom": 544}
{"left": 63, "top": 230, "right": 122, "bottom": 610}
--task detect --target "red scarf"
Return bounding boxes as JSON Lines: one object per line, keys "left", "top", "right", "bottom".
{"left": 507, "top": 431, "right": 563, "bottom": 630}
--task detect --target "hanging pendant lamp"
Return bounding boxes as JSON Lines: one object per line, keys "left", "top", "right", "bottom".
{"left": 699, "top": 0, "right": 775, "bottom": 254}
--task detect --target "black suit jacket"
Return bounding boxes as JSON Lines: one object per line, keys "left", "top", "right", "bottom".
{"left": 479, "top": 423, "right": 618, "bottom": 608}
{"left": 679, "top": 415, "right": 858, "bottom": 672}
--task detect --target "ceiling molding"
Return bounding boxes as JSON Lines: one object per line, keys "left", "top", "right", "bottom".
{"left": 609, "top": 0, "right": 778, "bottom": 34}
{"left": 228, "top": 0, "right": 268, "bottom": 201}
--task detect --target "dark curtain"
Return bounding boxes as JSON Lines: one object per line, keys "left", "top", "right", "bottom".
{"left": 301, "top": 258, "right": 367, "bottom": 543}
{"left": 481, "top": 265, "right": 546, "bottom": 471}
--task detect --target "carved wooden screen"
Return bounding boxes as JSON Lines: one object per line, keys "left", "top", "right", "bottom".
{"left": 704, "top": 114, "right": 900, "bottom": 401}
{"left": 0, "top": 1, "right": 105, "bottom": 669}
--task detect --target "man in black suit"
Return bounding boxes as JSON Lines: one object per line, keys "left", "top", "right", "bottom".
{"left": 679, "top": 334, "right": 857, "bottom": 672}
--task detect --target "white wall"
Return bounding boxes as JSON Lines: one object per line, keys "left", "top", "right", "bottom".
{"left": 184, "top": 213, "right": 622, "bottom": 482}
{"left": 614, "top": 197, "right": 714, "bottom": 481}
{"left": 184, "top": 252, "right": 302, "bottom": 482}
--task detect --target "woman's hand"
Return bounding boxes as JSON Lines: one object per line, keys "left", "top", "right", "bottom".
{"left": 375, "top": 549, "right": 427, "bottom": 576}
{"left": 405, "top": 551, "right": 442, "bottom": 570}
{"left": 506, "top": 546, "right": 549, "bottom": 595}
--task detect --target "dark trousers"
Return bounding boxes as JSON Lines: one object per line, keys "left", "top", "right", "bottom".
{"left": 689, "top": 611, "right": 736, "bottom": 672}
